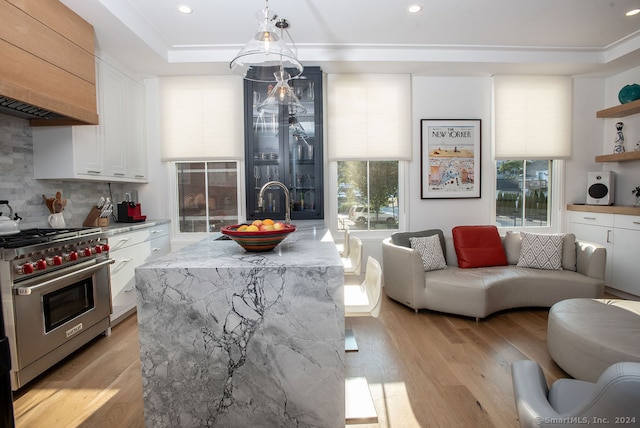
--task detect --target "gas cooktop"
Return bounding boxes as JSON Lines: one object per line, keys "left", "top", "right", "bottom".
{"left": 0, "top": 227, "right": 103, "bottom": 249}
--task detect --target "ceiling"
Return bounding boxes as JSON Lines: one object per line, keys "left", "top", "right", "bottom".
{"left": 60, "top": 0, "right": 640, "bottom": 78}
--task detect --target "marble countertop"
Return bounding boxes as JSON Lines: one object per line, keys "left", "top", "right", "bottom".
{"left": 134, "top": 219, "right": 345, "bottom": 426}
{"left": 140, "top": 220, "right": 341, "bottom": 269}
{"left": 101, "top": 219, "right": 170, "bottom": 235}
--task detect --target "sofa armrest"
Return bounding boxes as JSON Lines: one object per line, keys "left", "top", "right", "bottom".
{"left": 575, "top": 240, "right": 607, "bottom": 280}
{"left": 382, "top": 237, "right": 426, "bottom": 311}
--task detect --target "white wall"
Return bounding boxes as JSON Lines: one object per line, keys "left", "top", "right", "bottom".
{"left": 564, "top": 78, "right": 606, "bottom": 204}
{"left": 409, "top": 76, "right": 493, "bottom": 234}
{"left": 133, "top": 78, "right": 173, "bottom": 223}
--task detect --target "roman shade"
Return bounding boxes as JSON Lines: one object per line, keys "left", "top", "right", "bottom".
{"left": 327, "top": 74, "right": 412, "bottom": 160}
{"left": 493, "top": 75, "right": 572, "bottom": 160}
{"left": 159, "top": 76, "right": 244, "bottom": 161}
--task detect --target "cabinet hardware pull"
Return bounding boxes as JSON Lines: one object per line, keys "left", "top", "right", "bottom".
{"left": 124, "top": 286, "right": 135, "bottom": 292}
{"left": 87, "top": 170, "right": 102, "bottom": 174}
{"left": 114, "top": 173, "right": 125, "bottom": 176}
{"left": 119, "top": 237, "right": 131, "bottom": 242}
{"left": 583, "top": 217, "right": 597, "bottom": 220}
{"left": 633, "top": 221, "right": 640, "bottom": 225}
{"left": 152, "top": 247, "right": 161, "bottom": 252}
{"left": 135, "top": 175, "right": 145, "bottom": 178}
{"left": 606, "top": 230, "right": 612, "bottom": 243}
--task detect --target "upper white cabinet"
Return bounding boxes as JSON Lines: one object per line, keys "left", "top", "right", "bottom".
{"left": 33, "top": 58, "right": 148, "bottom": 183}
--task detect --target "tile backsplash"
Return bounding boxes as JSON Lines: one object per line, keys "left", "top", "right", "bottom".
{"left": 0, "top": 113, "right": 128, "bottom": 228}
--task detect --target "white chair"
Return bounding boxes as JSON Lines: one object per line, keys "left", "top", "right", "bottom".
{"left": 344, "top": 256, "right": 383, "bottom": 352}
{"left": 342, "top": 236, "right": 362, "bottom": 276}
{"left": 336, "top": 228, "right": 350, "bottom": 257}
{"left": 345, "top": 256, "right": 383, "bottom": 318}
{"left": 344, "top": 257, "right": 383, "bottom": 424}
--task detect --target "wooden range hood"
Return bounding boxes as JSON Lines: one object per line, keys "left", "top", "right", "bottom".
{"left": 0, "top": 0, "right": 98, "bottom": 126}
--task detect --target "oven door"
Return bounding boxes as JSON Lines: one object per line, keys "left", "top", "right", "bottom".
{"left": 12, "top": 259, "right": 113, "bottom": 369}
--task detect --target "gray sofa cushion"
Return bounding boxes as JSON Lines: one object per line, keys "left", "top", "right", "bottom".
{"left": 391, "top": 229, "right": 446, "bottom": 258}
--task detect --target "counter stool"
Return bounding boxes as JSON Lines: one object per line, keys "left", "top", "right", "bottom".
{"left": 344, "top": 256, "right": 382, "bottom": 352}
{"left": 342, "top": 236, "right": 363, "bottom": 276}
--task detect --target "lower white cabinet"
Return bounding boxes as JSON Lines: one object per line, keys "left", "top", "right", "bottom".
{"left": 567, "top": 210, "right": 640, "bottom": 297}
{"left": 108, "top": 223, "right": 170, "bottom": 324}
{"left": 611, "top": 215, "right": 640, "bottom": 297}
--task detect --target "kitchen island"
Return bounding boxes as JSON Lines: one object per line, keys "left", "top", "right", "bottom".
{"left": 134, "top": 220, "right": 345, "bottom": 427}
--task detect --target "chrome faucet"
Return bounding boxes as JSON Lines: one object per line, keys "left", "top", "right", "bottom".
{"left": 258, "top": 181, "right": 291, "bottom": 225}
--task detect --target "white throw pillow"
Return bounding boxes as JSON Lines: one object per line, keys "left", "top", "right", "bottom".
{"left": 410, "top": 235, "right": 447, "bottom": 272}
{"left": 517, "top": 232, "right": 564, "bottom": 270}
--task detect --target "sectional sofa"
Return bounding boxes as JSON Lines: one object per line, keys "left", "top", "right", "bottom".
{"left": 381, "top": 226, "right": 606, "bottom": 320}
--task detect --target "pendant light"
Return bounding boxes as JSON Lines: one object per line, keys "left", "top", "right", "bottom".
{"left": 230, "top": 1, "right": 303, "bottom": 82}
{"left": 257, "top": 69, "right": 307, "bottom": 115}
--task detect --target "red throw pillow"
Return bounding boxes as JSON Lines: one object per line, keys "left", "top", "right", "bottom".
{"left": 452, "top": 225, "right": 508, "bottom": 268}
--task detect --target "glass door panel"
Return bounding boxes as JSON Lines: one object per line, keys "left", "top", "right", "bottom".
{"left": 245, "top": 67, "right": 323, "bottom": 221}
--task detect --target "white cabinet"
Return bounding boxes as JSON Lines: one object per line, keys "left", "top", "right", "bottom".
{"left": 124, "top": 76, "right": 148, "bottom": 181}
{"left": 33, "top": 58, "right": 148, "bottom": 183}
{"left": 109, "top": 223, "right": 170, "bottom": 324}
{"left": 611, "top": 215, "right": 640, "bottom": 296}
{"left": 567, "top": 211, "right": 640, "bottom": 297}
{"left": 100, "top": 60, "right": 127, "bottom": 178}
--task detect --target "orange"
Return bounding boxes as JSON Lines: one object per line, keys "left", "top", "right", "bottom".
{"left": 263, "top": 218, "right": 275, "bottom": 225}
{"left": 246, "top": 225, "right": 259, "bottom": 232}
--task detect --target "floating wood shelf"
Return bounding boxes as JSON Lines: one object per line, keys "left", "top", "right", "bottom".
{"left": 567, "top": 204, "right": 640, "bottom": 216}
{"left": 595, "top": 151, "right": 640, "bottom": 162}
{"left": 596, "top": 98, "right": 640, "bottom": 118}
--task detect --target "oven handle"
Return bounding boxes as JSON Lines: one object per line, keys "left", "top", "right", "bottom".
{"left": 15, "top": 259, "right": 115, "bottom": 296}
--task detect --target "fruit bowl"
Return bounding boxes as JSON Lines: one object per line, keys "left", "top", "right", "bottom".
{"left": 220, "top": 223, "right": 296, "bottom": 252}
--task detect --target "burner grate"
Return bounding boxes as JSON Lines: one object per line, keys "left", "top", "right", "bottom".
{"left": 0, "top": 228, "right": 103, "bottom": 249}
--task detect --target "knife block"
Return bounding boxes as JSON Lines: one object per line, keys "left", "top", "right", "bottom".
{"left": 83, "top": 206, "right": 109, "bottom": 227}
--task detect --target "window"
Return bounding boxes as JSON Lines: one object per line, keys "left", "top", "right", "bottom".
{"left": 337, "top": 161, "right": 399, "bottom": 231}
{"left": 176, "top": 162, "right": 239, "bottom": 232}
{"left": 496, "top": 160, "right": 551, "bottom": 227}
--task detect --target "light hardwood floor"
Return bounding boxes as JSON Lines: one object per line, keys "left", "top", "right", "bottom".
{"left": 13, "top": 294, "right": 571, "bottom": 428}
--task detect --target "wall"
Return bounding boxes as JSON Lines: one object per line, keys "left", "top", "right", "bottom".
{"left": 409, "top": 76, "right": 493, "bottom": 234}
{"left": 133, "top": 79, "right": 172, "bottom": 222}
{"left": 564, "top": 78, "right": 605, "bottom": 208}
{"left": 0, "top": 113, "right": 128, "bottom": 228}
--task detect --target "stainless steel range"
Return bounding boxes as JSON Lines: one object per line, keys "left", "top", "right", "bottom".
{"left": 0, "top": 227, "right": 113, "bottom": 390}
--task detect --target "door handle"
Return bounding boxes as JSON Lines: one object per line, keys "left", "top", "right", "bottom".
{"left": 16, "top": 259, "right": 115, "bottom": 296}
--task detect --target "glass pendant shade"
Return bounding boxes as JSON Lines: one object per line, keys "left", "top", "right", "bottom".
{"left": 257, "top": 71, "right": 307, "bottom": 115}
{"left": 230, "top": 9, "right": 304, "bottom": 82}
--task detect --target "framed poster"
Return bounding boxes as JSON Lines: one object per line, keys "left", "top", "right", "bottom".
{"left": 420, "top": 119, "right": 481, "bottom": 199}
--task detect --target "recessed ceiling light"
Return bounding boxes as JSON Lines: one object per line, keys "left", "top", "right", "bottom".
{"left": 626, "top": 8, "right": 640, "bottom": 16}
{"left": 177, "top": 4, "right": 193, "bottom": 14}
{"left": 407, "top": 4, "right": 423, "bottom": 14}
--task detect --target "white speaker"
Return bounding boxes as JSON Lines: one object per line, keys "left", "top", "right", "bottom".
{"left": 586, "top": 171, "right": 615, "bottom": 205}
